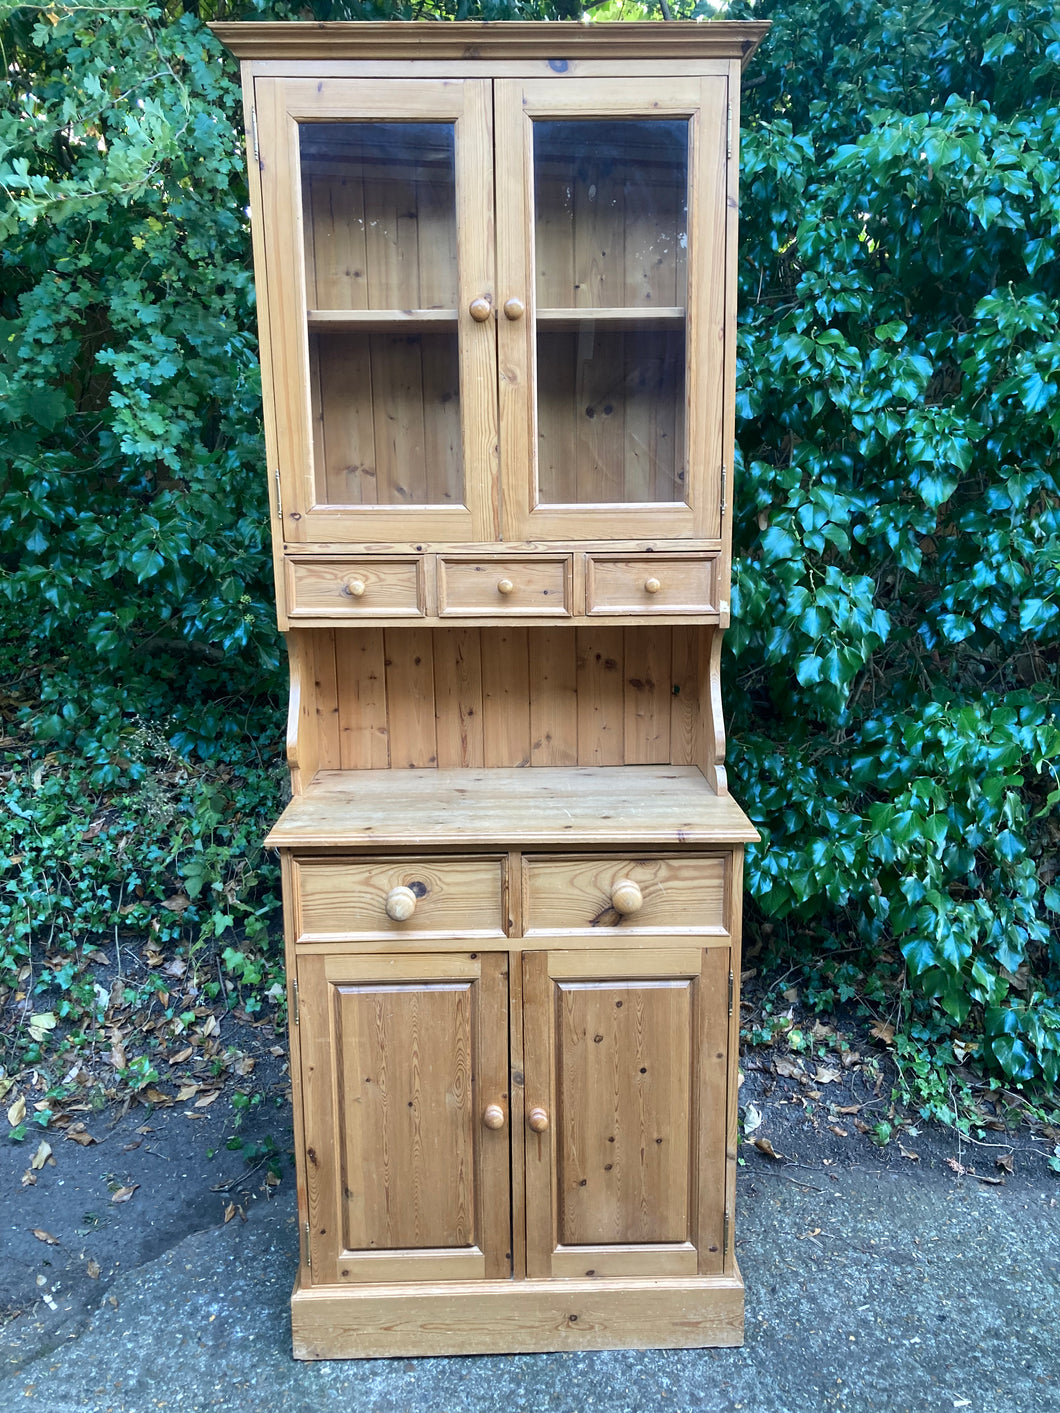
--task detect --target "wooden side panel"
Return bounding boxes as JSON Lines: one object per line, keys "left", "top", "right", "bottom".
{"left": 311, "top": 629, "right": 342, "bottom": 771}
{"left": 697, "top": 945, "right": 730, "bottom": 1275}
{"left": 623, "top": 625, "right": 671, "bottom": 765}
{"left": 555, "top": 977, "right": 692, "bottom": 1245}
{"left": 669, "top": 625, "right": 699, "bottom": 767}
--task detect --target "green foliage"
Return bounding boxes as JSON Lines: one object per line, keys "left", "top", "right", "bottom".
{"left": 727, "top": 0, "right": 1060, "bottom": 1086}
{"left": 0, "top": 0, "right": 1057, "bottom": 1097}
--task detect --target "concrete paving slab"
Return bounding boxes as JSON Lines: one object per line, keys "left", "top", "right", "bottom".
{"left": 6, "top": 1157, "right": 1058, "bottom": 1413}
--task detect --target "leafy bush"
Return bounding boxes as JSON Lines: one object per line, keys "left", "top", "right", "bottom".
{"left": 0, "top": 0, "right": 1057, "bottom": 1094}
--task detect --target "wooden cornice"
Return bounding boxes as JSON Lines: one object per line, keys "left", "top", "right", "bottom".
{"left": 210, "top": 20, "right": 770, "bottom": 68}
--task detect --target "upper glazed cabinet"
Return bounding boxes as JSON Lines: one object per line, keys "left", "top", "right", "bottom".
{"left": 256, "top": 73, "right": 730, "bottom": 547}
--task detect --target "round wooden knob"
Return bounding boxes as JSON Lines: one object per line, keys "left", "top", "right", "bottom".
{"left": 528, "top": 1107, "right": 549, "bottom": 1134}
{"left": 503, "top": 297, "right": 525, "bottom": 320}
{"left": 643, "top": 577, "right": 662, "bottom": 595}
{"left": 384, "top": 885, "right": 417, "bottom": 922}
{"left": 483, "top": 1104, "right": 506, "bottom": 1130}
{"left": 469, "top": 297, "right": 492, "bottom": 322}
{"left": 344, "top": 577, "right": 367, "bottom": 598}
{"left": 497, "top": 578, "right": 515, "bottom": 596}
{"left": 610, "top": 878, "right": 643, "bottom": 915}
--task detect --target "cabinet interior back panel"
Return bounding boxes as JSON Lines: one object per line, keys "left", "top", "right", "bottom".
{"left": 301, "top": 625, "right": 706, "bottom": 771}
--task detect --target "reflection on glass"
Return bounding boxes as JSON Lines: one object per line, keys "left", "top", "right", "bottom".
{"left": 310, "top": 329, "right": 462, "bottom": 507}
{"left": 537, "top": 327, "right": 685, "bottom": 504}
{"left": 533, "top": 119, "right": 688, "bottom": 310}
{"left": 300, "top": 122, "right": 458, "bottom": 311}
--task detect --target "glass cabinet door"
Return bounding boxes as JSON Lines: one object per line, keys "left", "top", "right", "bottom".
{"left": 495, "top": 78, "right": 728, "bottom": 542}
{"left": 255, "top": 79, "right": 497, "bottom": 544}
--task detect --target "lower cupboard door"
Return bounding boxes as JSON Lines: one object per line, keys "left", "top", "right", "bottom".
{"left": 297, "top": 951, "right": 511, "bottom": 1284}
{"left": 522, "top": 947, "right": 731, "bottom": 1280}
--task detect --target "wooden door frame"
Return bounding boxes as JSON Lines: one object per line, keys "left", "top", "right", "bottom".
{"left": 494, "top": 75, "right": 729, "bottom": 544}
{"left": 255, "top": 76, "right": 499, "bottom": 545}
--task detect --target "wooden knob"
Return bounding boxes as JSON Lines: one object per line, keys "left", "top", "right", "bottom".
{"left": 344, "top": 577, "right": 366, "bottom": 598}
{"left": 384, "top": 885, "right": 417, "bottom": 922}
{"left": 528, "top": 1107, "right": 549, "bottom": 1134}
{"left": 483, "top": 1104, "right": 506, "bottom": 1130}
{"left": 497, "top": 578, "right": 515, "bottom": 596}
{"left": 469, "top": 297, "right": 492, "bottom": 322}
{"left": 643, "top": 577, "right": 662, "bottom": 595}
{"left": 503, "top": 297, "right": 525, "bottom": 320}
{"left": 610, "top": 878, "right": 643, "bottom": 915}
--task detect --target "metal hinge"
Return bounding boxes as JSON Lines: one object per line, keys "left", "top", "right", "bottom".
{"left": 727, "top": 104, "right": 733, "bottom": 160}
{"left": 251, "top": 108, "right": 260, "bottom": 167}
{"left": 723, "top": 1208, "right": 731, "bottom": 1255}
{"left": 274, "top": 469, "right": 283, "bottom": 522}
{"left": 728, "top": 968, "right": 734, "bottom": 1017}
{"left": 292, "top": 977, "right": 299, "bottom": 1026}
{"left": 304, "top": 1220, "right": 311, "bottom": 1268}
{"left": 720, "top": 463, "right": 727, "bottom": 521}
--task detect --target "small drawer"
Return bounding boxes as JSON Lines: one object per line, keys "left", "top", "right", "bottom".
{"left": 292, "top": 856, "right": 506, "bottom": 941}
{"left": 438, "top": 556, "right": 571, "bottom": 617}
{"left": 286, "top": 557, "right": 424, "bottom": 619}
{"left": 585, "top": 555, "right": 718, "bottom": 615}
{"left": 522, "top": 854, "right": 728, "bottom": 936}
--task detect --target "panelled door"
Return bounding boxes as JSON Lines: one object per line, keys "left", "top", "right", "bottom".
{"left": 494, "top": 77, "right": 729, "bottom": 543}
{"left": 255, "top": 78, "right": 499, "bottom": 544}
{"left": 522, "top": 947, "right": 731, "bottom": 1279}
{"left": 297, "top": 952, "right": 511, "bottom": 1283}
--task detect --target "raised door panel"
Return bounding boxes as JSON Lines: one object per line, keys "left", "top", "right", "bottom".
{"left": 495, "top": 76, "right": 729, "bottom": 543}
{"left": 297, "top": 952, "right": 510, "bottom": 1283}
{"left": 255, "top": 77, "right": 498, "bottom": 546}
{"left": 523, "top": 948, "right": 730, "bottom": 1280}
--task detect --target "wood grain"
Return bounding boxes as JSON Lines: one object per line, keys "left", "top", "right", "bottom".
{"left": 522, "top": 855, "right": 728, "bottom": 937}
{"left": 293, "top": 855, "right": 506, "bottom": 940}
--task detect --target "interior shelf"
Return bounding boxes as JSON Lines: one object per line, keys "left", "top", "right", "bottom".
{"left": 536, "top": 306, "right": 685, "bottom": 328}
{"left": 266, "top": 765, "right": 758, "bottom": 850}
{"left": 307, "top": 308, "right": 459, "bottom": 329}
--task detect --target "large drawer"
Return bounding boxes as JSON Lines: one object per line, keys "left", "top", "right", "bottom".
{"left": 291, "top": 856, "right": 507, "bottom": 941}
{"left": 522, "top": 853, "right": 729, "bottom": 937}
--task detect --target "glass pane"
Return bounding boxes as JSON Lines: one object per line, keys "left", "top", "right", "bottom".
{"left": 537, "top": 325, "right": 685, "bottom": 504}
{"left": 533, "top": 119, "right": 689, "bottom": 506}
{"left": 300, "top": 122, "right": 458, "bottom": 311}
{"left": 310, "top": 329, "right": 462, "bottom": 506}
{"left": 533, "top": 119, "right": 688, "bottom": 311}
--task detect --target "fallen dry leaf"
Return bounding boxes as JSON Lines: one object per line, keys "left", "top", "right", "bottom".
{"left": 828, "top": 1125, "right": 849, "bottom": 1138}
{"left": 29, "top": 1140, "right": 52, "bottom": 1171}
{"left": 946, "top": 1157, "right": 969, "bottom": 1176}
{"left": 976, "top": 1174, "right": 1005, "bottom": 1186}
{"left": 176, "top": 1083, "right": 200, "bottom": 1102}
{"left": 264, "top": 1170, "right": 281, "bottom": 1187}
{"left": 774, "top": 1057, "right": 804, "bottom": 1080}
{"left": 814, "top": 1065, "right": 841, "bottom": 1085}
{"left": 840, "top": 1050, "right": 861, "bottom": 1069}
{"left": 86, "top": 1260, "right": 101, "bottom": 1280}
{"left": 899, "top": 1143, "right": 920, "bottom": 1162}
{"left": 223, "top": 1202, "right": 247, "bottom": 1224}
{"left": 109, "top": 1041, "right": 127, "bottom": 1071}
{"left": 836, "top": 1103, "right": 862, "bottom": 1115}
{"left": 111, "top": 1184, "right": 139, "bottom": 1204}
{"left": 163, "top": 958, "right": 188, "bottom": 978}
{"left": 753, "top": 1137, "right": 785, "bottom": 1161}
{"left": 853, "top": 1118, "right": 871, "bottom": 1135}
{"left": 194, "top": 1090, "right": 220, "bottom": 1109}
{"left": 743, "top": 1102, "right": 763, "bottom": 1136}
{"left": 870, "top": 1021, "right": 896, "bottom": 1045}
{"left": 142, "top": 1087, "right": 173, "bottom": 1107}
{"left": 168, "top": 1047, "right": 194, "bottom": 1066}
{"left": 201, "top": 1015, "right": 220, "bottom": 1039}
{"left": 7, "top": 1095, "right": 26, "bottom": 1127}
{"left": 65, "top": 1124, "right": 98, "bottom": 1147}
{"left": 161, "top": 894, "right": 191, "bottom": 913}
{"left": 996, "top": 1154, "right": 1015, "bottom": 1175}
{"left": 31, "top": 1228, "right": 60, "bottom": 1246}
{"left": 21, "top": 1171, "right": 37, "bottom": 1188}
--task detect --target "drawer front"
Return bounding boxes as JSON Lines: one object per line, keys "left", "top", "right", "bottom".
{"left": 522, "top": 854, "right": 728, "bottom": 936}
{"left": 286, "top": 558, "right": 424, "bottom": 618}
{"left": 585, "top": 555, "right": 718, "bottom": 615}
{"left": 293, "top": 856, "right": 506, "bottom": 940}
{"left": 438, "top": 556, "right": 571, "bottom": 617}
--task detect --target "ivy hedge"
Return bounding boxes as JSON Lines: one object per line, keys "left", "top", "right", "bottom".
{"left": 0, "top": 0, "right": 1057, "bottom": 1095}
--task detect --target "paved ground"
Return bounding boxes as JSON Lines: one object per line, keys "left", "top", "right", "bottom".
{"left": 4, "top": 1109, "right": 1058, "bottom": 1413}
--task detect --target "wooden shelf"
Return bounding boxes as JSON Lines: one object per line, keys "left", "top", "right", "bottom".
{"left": 307, "top": 308, "right": 459, "bottom": 329}
{"left": 537, "top": 307, "right": 685, "bottom": 329}
{"left": 266, "top": 765, "right": 758, "bottom": 850}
